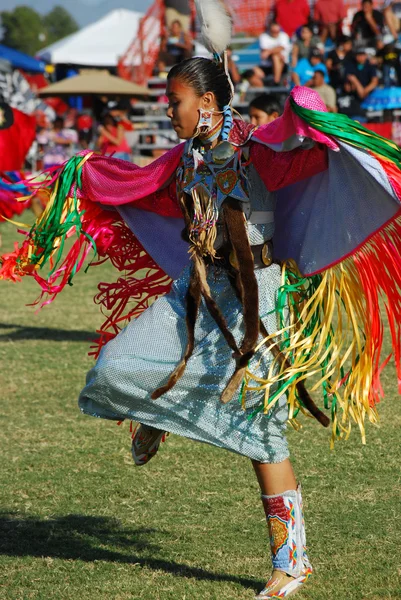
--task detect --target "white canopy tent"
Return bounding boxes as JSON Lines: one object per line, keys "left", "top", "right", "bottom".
{"left": 37, "top": 9, "right": 143, "bottom": 67}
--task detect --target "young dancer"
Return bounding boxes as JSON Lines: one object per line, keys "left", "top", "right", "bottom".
{"left": 82, "top": 58, "right": 325, "bottom": 597}
{"left": 2, "top": 2, "right": 401, "bottom": 598}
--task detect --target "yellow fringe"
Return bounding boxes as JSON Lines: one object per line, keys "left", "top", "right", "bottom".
{"left": 22, "top": 154, "right": 94, "bottom": 270}
{"left": 243, "top": 236, "right": 392, "bottom": 447}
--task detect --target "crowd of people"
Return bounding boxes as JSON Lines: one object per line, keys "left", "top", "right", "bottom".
{"left": 35, "top": 103, "right": 134, "bottom": 169}
{"left": 246, "top": 0, "right": 401, "bottom": 118}
{"left": 30, "top": 0, "right": 401, "bottom": 169}
{"left": 34, "top": 94, "right": 283, "bottom": 168}
{"left": 154, "top": 0, "right": 401, "bottom": 120}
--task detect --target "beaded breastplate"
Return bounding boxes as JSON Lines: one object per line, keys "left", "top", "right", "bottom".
{"left": 176, "top": 121, "right": 255, "bottom": 258}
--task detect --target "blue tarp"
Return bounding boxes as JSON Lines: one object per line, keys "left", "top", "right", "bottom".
{"left": 361, "top": 87, "right": 401, "bottom": 111}
{"left": 0, "top": 44, "right": 45, "bottom": 73}
{"left": 233, "top": 41, "right": 260, "bottom": 69}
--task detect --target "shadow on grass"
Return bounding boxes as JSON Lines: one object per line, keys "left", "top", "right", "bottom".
{"left": 0, "top": 512, "right": 262, "bottom": 590}
{"left": 0, "top": 323, "right": 94, "bottom": 342}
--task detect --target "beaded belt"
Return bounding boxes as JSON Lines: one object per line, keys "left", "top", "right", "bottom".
{"left": 204, "top": 240, "right": 274, "bottom": 270}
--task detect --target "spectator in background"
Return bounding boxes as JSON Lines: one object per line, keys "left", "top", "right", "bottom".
{"left": 309, "top": 69, "right": 338, "bottom": 111}
{"left": 337, "top": 46, "right": 379, "bottom": 116}
{"left": 326, "top": 35, "right": 353, "bottom": 91}
{"left": 160, "top": 19, "right": 193, "bottom": 66}
{"left": 108, "top": 99, "right": 134, "bottom": 132}
{"left": 376, "top": 34, "right": 401, "bottom": 85}
{"left": 291, "top": 24, "right": 322, "bottom": 67}
{"left": 344, "top": 47, "right": 379, "bottom": 98}
{"left": 248, "top": 94, "right": 282, "bottom": 126}
{"left": 153, "top": 58, "right": 169, "bottom": 79}
{"left": 77, "top": 112, "right": 93, "bottom": 151}
{"left": 164, "top": 0, "right": 190, "bottom": 32}
{"left": 382, "top": 1, "right": 401, "bottom": 41}
{"left": 314, "top": 0, "right": 346, "bottom": 43}
{"left": 97, "top": 113, "right": 132, "bottom": 161}
{"left": 259, "top": 22, "right": 291, "bottom": 85}
{"left": 93, "top": 95, "right": 109, "bottom": 123}
{"left": 352, "top": 0, "right": 384, "bottom": 48}
{"left": 37, "top": 117, "right": 78, "bottom": 169}
{"left": 273, "top": 0, "right": 310, "bottom": 37}
{"left": 292, "top": 47, "right": 329, "bottom": 86}
{"left": 238, "top": 69, "right": 265, "bottom": 101}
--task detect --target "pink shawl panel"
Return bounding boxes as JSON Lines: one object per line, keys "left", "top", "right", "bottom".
{"left": 76, "top": 115, "right": 328, "bottom": 217}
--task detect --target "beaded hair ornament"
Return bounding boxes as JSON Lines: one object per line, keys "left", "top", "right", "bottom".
{"left": 194, "top": 0, "right": 234, "bottom": 148}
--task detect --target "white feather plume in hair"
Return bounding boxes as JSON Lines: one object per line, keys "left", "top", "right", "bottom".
{"left": 194, "top": 0, "right": 233, "bottom": 56}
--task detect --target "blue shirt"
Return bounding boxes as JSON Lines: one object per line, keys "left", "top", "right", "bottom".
{"left": 294, "top": 58, "right": 329, "bottom": 86}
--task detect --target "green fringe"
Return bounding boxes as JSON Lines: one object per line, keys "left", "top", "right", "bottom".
{"left": 24, "top": 156, "right": 95, "bottom": 279}
{"left": 290, "top": 97, "right": 401, "bottom": 169}
{"left": 244, "top": 266, "right": 342, "bottom": 430}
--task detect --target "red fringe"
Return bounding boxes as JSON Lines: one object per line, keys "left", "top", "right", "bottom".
{"left": 88, "top": 217, "right": 172, "bottom": 359}
{"left": 352, "top": 212, "right": 401, "bottom": 400}
{"left": 0, "top": 197, "right": 172, "bottom": 359}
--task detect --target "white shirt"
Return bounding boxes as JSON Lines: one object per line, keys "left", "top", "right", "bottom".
{"left": 259, "top": 31, "right": 291, "bottom": 65}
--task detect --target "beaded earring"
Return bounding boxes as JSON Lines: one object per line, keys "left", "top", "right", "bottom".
{"left": 195, "top": 108, "right": 214, "bottom": 137}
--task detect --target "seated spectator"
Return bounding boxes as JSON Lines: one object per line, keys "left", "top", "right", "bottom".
{"left": 344, "top": 46, "right": 379, "bottom": 98}
{"left": 326, "top": 35, "right": 354, "bottom": 91}
{"left": 314, "top": 0, "right": 347, "bottom": 43}
{"left": 383, "top": 0, "right": 401, "bottom": 40}
{"left": 352, "top": 0, "right": 384, "bottom": 48}
{"left": 242, "top": 68, "right": 265, "bottom": 88}
{"left": 376, "top": 34, "right": 401, "bottom": 85}
{"left": 292, "top": 47, "right": 329, "bottom": 87}
{"left": 238, "top": 69, "right": 265, "bottom": 101}
{"left": 259, "top": 22, "right": 291, "bottom": 85}
{"left": 37, "top": 117, "right": 78, "bottom": 169}
{"left": 153, "top": 59, "right": 169, "bottom": 79}
{"left": 159, "top": 19, "right": 192, "bottom": 66}
{"left": 77, "top": 112, "right": 93, "bottom": 150}
{"left": 164, "top": 0, "right": 190, "bottom": 32}
{"left": 291, "top": 25, "right": 322, "bottom": 67}
{"left": 273, "top": 0, "right": 310, "bottom": 37}
{"left": 338, "top": 47, "right": 379, "bottom": 117}
{"left": 382, "top": 1, "right": 401, "bottom": 41}
{"left": 97, "top": 113, "right": 132, "bottom": 161}
{"left": 309, "top": 69, "right": 338, "bottom": 112}
{"left": 248, "top": 94, "right": 282, "bottom": 126}
{"left": 107, "top": 99, "right": 134, "bottom": 132}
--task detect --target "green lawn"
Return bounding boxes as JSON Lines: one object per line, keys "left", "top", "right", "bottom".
{"left": 0, "top": 219, "right": 400, "bottom": 600}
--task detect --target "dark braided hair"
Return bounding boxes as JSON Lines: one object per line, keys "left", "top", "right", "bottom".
{"left": 168, "top": 57, "right": 232, "bottom": 110}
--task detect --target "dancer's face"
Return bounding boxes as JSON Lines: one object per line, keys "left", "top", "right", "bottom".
{"left": 166, "top": 77, "right": 219, "bottom": 139}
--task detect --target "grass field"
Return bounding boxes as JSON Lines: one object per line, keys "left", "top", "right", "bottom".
{"left": 0, "top": 219, "right": 400, "bottom": 600}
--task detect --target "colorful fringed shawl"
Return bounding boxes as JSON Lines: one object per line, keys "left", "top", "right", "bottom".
{"left": 1, "top": 86, "right": 401, "bottom": 446}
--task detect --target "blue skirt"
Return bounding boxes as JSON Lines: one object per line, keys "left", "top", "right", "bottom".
{"left": 79, "top": 263, "right": 289, "bottom": 463}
